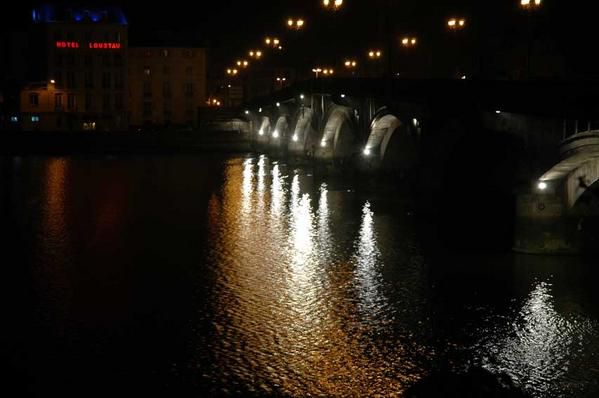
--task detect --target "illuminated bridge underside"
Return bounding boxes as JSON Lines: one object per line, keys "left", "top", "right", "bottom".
{"left": 289, "top": 108, "right": 314, "bottom": 154}
{"left": 365, "top": 115, "right": 401, "bottom": 160}
{"left": 540, "top": 131, "right": 599, "bottom": 208}
{"left": 257, "top": 117, "right": 271, "bottom": 145}
{"left": 316, "top": 106, "right": 355, "bottom": 160}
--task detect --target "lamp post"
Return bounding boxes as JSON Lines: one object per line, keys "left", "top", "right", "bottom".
{"left": 446, "top": 17, "right": 467, "bottom": 78}
{"left": 344, "top": 59, "right": 358, "bottom": 77}
{"left": 520, "top": 0, "right": 543, "bottom": 79}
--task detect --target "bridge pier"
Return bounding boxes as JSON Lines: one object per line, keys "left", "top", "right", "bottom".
{"left": 513, "top": 193, "right": 581, "bottom": 254}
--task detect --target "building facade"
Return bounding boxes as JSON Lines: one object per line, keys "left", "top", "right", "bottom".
{"left": 128, "top": 47, "right": 207, "bottom": 128}
{"left": 20, "top": 5, "right": 128, "bottom": 131}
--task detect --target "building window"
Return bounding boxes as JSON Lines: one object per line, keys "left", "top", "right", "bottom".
{"left": 163, "top": 65, "right": 170, "bottom": 75}
{"left": 143, "top": 67, "right": 151, "bottom": 76}
{"left": 102, "top": 72, "right": 111, "bottom": 89}
{"left": 114, "top": 53, "right": 123, "bottom": 67}
{"left": 55, "top": 71, "right": 63, "bottom": 88}
{"left": 183, "top": 50, "right": 193, "bottom": 58}
{"left": 66, "top": 31, "right": 74, "bottom": 41}
{"left": 114, "top": 72, "right": 124, "bottom": 89}
{"left": 85, "top": 71, "right": 94, "bottom": 88}
{"left": 66, "top": 71, "right": 76, "bottom": 88}
{"left": 84, "top": 31, "right": 92, "bottom": 43}
{"left": 114, "top": 94, "right": 123, "bottom": 110}
{"left": 103, "top": 94, "right": 111, "bottom": 112}
{"left": 54, "top": 30, "right": 63, "bottom": 41}
{"left": 163, "top": 82, "right": 172, "bottom": 98}
{"left": 184, "top": 83, "right": 194, "bottom": 98}
{"left": 31, "top": 115, "right": 40, "bottom": 122}
{"left": 85, "top": 94, "right": 92, "bottom": 111}
{"left": 67, "top": 94, "right": 76, "bottom": 110}
{"left": 185, "top": 66, "right": 193, "bottom": 75}
{"left": 84, "top": 55, "right": 93, "bottom": 68}
{"left": 55, "top": 54, "right": 64, "bottom": 67}
{"left": 67, "top": 54, "right": 75, "bottom": 67}
{"left": 114, "top": 32, "right": 121, "bottom": 42}
{"left": 144, "top": 50, "right": 152, "bottom": 57}
{"left": 143, "top": 102, "right": 152, "bottom": 117}
{"left": 55, "top": 93, "right": 63, "bottom": 109}
{"left": 83, "top": 121, "right": 96, "bottom": 131}
{"left": 163, "top": 109, "right": 172, "bottom": 122}
{"left": 143, "top": 81, "right": 152, "bottom": 97}
{"left": 161, "top": 49, "right": 169, "bottom": 57}
{"left": 29, "top": 93, "right": 39, "bottom": 106}
{"left": 102, "top": 54, "right": 111, "bottom": 67}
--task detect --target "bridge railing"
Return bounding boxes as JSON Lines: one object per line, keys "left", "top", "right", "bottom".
{"left": 562, "top": 119, "right": 599, "bottom": 140}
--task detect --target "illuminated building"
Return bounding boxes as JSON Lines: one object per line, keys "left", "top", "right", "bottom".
{"left": 20, "top": 5, "right": 128, "bottom": 131}
{"left": 128, "top": 47, "right": 207, "bottom": 128}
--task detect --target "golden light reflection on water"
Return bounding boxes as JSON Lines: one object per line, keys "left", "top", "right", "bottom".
{"left": 206, "top": 156, "right": 425, "bottom": 396}
{"left": 37, "top": 158, "right": 73, "bottom": 333}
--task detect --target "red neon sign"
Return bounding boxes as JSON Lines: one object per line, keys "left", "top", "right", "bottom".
{"left": 55, "top": 41, "right": 121, "bottom": 50}
{"left": 88, "top": 42, "right": 121, "bottom": 49}
{"left": 55, "top": 41, "right": 80, "bottom": 48}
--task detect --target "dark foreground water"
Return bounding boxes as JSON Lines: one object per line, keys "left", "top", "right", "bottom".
{"left": 1, "top": 154, "right": 599, "bottom": 397}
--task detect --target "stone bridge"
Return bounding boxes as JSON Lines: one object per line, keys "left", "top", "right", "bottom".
{"left": 233, "top": 78, "right": 599, "bottom": 253}
{"left": 515, "top": 129, "right": 599, "bottom": 254}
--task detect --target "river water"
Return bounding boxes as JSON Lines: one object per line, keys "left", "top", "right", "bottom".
{"left": 1, "top": 154, "right": 598, "bottom": 397}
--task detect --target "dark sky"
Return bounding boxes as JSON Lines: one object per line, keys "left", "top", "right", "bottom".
{"left": 3, "top": 1, "right": 598, "bottom": 76}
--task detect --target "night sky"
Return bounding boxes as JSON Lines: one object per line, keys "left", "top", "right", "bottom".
{"left": 3, "top": 1, "right": 599, "bottom": 77}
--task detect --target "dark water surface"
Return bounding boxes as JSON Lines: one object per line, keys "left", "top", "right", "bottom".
{"left": 1, "top": 154, "right": 599, "bottom": 397}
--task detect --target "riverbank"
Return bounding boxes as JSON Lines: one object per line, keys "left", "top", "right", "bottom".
{"left": 0, "top": 130, "right": 251, "bottom": 155}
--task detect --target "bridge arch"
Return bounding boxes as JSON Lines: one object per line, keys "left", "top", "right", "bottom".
{"left": 362, "top": 112, "right": 420, "bottom": 171}
{"left": 316, "top": 105, "right": 357, "bottom": 161}
{"left": 288, "top": 107, "right": 314, "bottom": 156}
{"left": 269, "top": 115, "right": 290, "bottom": 148}
{"left": 539, "top": 131, "right": 599, "bottom": 208}
{"left": 255, "top": 116, "right": 271, "bottom": 146}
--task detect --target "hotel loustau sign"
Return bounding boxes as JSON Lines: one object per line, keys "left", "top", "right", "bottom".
{"left": 55, "top": 41, "right": 122, "bottom": 49}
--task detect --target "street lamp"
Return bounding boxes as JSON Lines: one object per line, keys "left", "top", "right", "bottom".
{"left": 344, "top": 59, "right": 358, "bottom": 76}
{"left": 265, "top": 37, "right": 281, "bottom": 48}
{"left": 236, "top": 60, "right": 249, "bottom": 68}
{"left": 368, "top": 50, "right": 382, "bottom": 59}
{"left": 401, "top": 37, "right": 417, "bottom": 48}
{"left": 226, "top": 68, "right": 239, "bottom": 76}
{"left": 312, "top": 67, "right": 322, "bottom": 78}
{"left": 520, "top": 0, "right": 542, "bottom": 9}
{"left": 322, "top": 0, "right": 343, "bottom": 10}
{"left": 520, "top": 0, "right": 543, "bottom": 79}
{"left": 447, "top": 18, "right": 466, "bottom": 30}
{"left": 286, "top": 18, "right": 305, "bottom": 30}
{"left": 249, "top": 50, "right": 263, "bottom": 59}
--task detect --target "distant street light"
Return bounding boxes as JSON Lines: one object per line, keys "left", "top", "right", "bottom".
{"left": 226, "top": 68, "right": 239, "bottom": 76}
{"left": 249, "top": 50, "right": 263, "bottom": 59}
{"left": 520, "top": 0, "right": 543, "bottom": 79}
{"left": 286, "top": 18, "right": 305, "bottom": 30}
{"left": 236, "top": 60, "right": 249, "bottom": 68}
{"left": 368, "top": 50, "right": 382, "bottom": 59}
{"left": 312, "top": 67, "right": 322, "bottom": 78}
{"left": 265, "top": 37, "right": 281, "bottom": 48}
{"left": 447, "top": 18, "right": 466, "bottom": 30}
{"left": 322, "top": 0, "right": 343, "bottom": 10}
{"left": 401, "top": 37, "right": 417, "bottom": 48}
{"left": 344, "top": 59, "right": 358, "bottom": 76}
{"left": 520, "top": 0, "right": 542, "bottom": 10}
